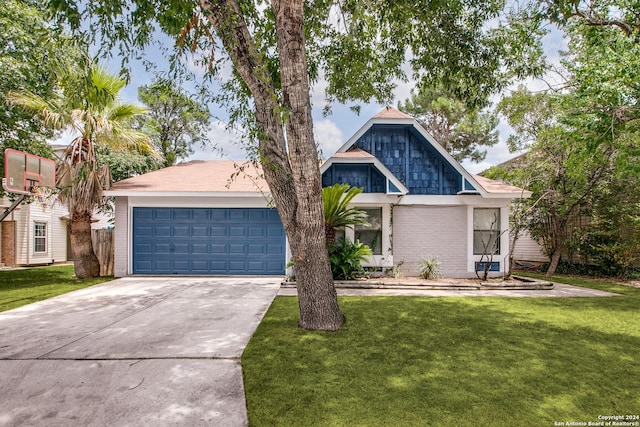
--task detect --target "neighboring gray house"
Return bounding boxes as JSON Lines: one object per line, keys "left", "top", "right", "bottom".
{"left": 106, "top": 107, "right": 529, "bottom": 278}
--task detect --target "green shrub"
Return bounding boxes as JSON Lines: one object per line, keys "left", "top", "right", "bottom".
{"left": 328, "top": 238, "right": 372, "bottom": 280}
{"left": 418, "top": 257, "right": 442, "bottom": 279}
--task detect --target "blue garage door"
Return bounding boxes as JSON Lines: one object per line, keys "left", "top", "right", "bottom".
{"left": 133, "top": 208, "right": 286, "bottom": 275}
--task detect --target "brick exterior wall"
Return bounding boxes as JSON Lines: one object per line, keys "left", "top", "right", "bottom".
{"left": 393, "top": 205, "right": 468, "bottom": 278}
{"left": 1, "top": 221, "right": 16, "bottom": 267}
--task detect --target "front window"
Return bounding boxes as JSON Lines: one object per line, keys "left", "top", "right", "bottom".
{"left": 34, "top": 222, "right": 47, "bottom": 253}
{"left": 355, "top": 208, "right": 382, "bottom": 255}
{"left": 473, "top": 208, "right": 500, "bottom": 255}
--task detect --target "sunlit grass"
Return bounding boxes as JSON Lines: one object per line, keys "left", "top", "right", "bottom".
{"left": 0, "top": 264, "right": 112, "bottom": 312}
{"left": 243, "top": 275, "right": 640, "bottom": 426}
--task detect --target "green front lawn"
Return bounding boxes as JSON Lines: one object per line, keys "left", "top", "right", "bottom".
{"left": 243, "top": 275, "right": 640, "bottom": 426}
{"left": 0, "top": 264, "right": 113, "bottom": 312}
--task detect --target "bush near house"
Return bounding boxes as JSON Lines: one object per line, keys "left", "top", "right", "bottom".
{"left": 328, "top": 238, "right": 372, "bottom": 280}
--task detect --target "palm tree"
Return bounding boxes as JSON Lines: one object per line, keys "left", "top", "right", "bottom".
{"left": 8, "top": 64, "right": 156, "bottom": 278}
{"left": 322, "top": 183, "right": 369, "bottom": 246}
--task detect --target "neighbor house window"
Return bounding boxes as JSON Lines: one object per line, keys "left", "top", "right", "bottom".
{"left": 473, "top": 208, "right": 500, "bottom": 255}
{"left": 34, "top": 222, "right": 47, "bottom": 253}
{"left": 355, "top": 208, "right": 382, "bottom": 255}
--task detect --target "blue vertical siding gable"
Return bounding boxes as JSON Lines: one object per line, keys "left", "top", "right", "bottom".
{"left": 353, "top": 124, "right": 463, "bottom": 195}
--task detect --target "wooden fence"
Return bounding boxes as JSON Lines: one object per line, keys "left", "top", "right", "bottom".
{"left": 92, "top": 228, "right": 114, "bottom": 276}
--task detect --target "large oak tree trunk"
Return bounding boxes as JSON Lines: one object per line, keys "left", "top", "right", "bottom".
{"left": 201, "top": 0, "right": 344, "bottom": 330}
{"left": 273, "top": 0, "right": 344, "bottom": 330}
{"left": 68, "top": 210, "right": 100, "bottom": 279}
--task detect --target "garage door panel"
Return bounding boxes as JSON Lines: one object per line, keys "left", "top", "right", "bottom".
{"left": 173, "top": 243, "right": 190, "bottom": 255}
{"left": 154, "top": 210, "right": 172, "bottom": 221}
{"left": 155, "top": 243, "right": 171, "bottom": 254}
{"left": 229, "top": 244, "right": 245, "bottom": 255}
{"left": 133, "top": 208, "right": 285, "bottom": 275}
{"left": 248, "top": 244, "right": 265, "bottom": 254}
{"left": 155, "top": 226, "right": 171, "bottom": 237}
{"left": 191, "top": 225, "right": 209, "bottom": 236}
{"left": 211, "top": 226, "right": 227, "bottom": 236}
{"left": 192, "top": 243, "right": 209, "bottom": 254}
{"left": 191, "top": 209, "right": 210, "bottom": 220}
{"left": 267, "top": 244, "right": 283, "bottom": 254}
{"left": 173, "top": 209, "right": 192, "bottom": 220}
{"left": 229, "top": 227, "right": 245, "bottom": 237}
{"left": 229, "top": 209, "right": 246, "bottom": 220}
{"left": 173, "top": 226, "right": 190, "bottom": 237}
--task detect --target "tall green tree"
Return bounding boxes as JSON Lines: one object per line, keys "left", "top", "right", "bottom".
{"left": 491, "top": 0, "right": 640, "bottom": 277}
{"left": 137, "top": 76, "right": 211, "bottom": 167}
{"left": 0, "top": 0, "right": 83, "bottom": 186}
{"left": 399, "top": 86, "right": 499, "bottom": 163}
{"left": 48, "top": 0, "right": 535, "bottom": 329}
{"left": 8, "top": 64, "right": 156, "bottom": 278}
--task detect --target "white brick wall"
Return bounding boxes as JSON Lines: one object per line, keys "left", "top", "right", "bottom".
{"left": 113, "top": 197, "right": 129, "bottom": 277}
{"left": 393, "top": 205, "right": 468, "bottom": 277}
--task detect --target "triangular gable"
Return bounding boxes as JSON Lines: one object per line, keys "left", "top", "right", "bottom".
{"left": 333, "top": 107, "right": 488, "bottom": 196}
{"left": 321, "top": 148, "right": 409, "bottom": 195}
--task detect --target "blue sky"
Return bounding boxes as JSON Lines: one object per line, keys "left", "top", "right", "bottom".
{"left": 106, "top": 24, "right": 566, "bottom": 175}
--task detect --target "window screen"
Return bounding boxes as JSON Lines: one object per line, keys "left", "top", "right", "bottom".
{"left": 473, "top": 208, "right": 500, "bottom": 255}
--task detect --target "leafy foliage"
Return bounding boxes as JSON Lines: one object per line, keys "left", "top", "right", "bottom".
{"left": 488, "top": 8, "right": 640, "bottom": 277}
{"left": 322, "top": 183, "right": 368, "bottom": 245}
{"left": 137, "top": 76, "right": 212, "bottom": 167}
{"left": 0, "top": 0, "right": 83, "bottom": 192}
{"left": 8, "top": 63, "right": 155, "bottom": 278}
{"left": 327, "top": 238, "right": 372, "bottom": 280}
{"left": 399, "top": 86, "right": 499, "bottom": 163}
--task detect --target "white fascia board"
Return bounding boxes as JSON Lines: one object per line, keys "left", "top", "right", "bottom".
{"left": 480, "top": 191, "right": 533, "bottom": 199}
{"left": 395, "top": 194, "right": 517, "bottom": 206}
{"left": 351, "top": 193, "right": 403, "bottom": 204}
{"left": 103, "top": 191, "right": 269, "bottom": 198}
{"left": 320, "top": 157, "right": 409, "bottom": 195}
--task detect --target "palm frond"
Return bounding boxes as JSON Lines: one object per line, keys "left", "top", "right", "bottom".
{"left": 322, "top": 183, "right": 369, "bottom": 229}
{"left": 6, "top": 90, "right": 67, "bottom": 129}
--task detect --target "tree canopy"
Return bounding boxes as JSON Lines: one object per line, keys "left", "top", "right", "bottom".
{"left": 0, "top": 0, "right": 84, "bottom": 188}
{"left": 45, "top": 0, "right": 544, "bottom": 329}
{"left": 486, "top": 0, "right": 640, "bottom": 277}
{"left": 399, "top": 86, "right": 499, "bottom": 163}
{"left": 137, "top": 76, "right": 211, "bottom": 167}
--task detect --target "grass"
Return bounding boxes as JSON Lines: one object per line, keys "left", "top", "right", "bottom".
{"left": 243, "top": 274, "right": 640, "bottom": 426}
{"left": 0, "top": 264, "right": 113, "bottom": 312}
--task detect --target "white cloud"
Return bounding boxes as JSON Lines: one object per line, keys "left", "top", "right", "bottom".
{"left": 187, "top": 120, "right": 249, "bottom": 161}
{"left": 314, "top": 119, "right": 344, "bottom": 158}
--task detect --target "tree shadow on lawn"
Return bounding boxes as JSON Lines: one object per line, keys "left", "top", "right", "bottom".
{"left": 243, "top": 296, "right": 640, "bottom": 427}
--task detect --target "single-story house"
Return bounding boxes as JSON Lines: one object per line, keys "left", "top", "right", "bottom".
{"left": 106, "top": 107, "right": 529, "bottom": 278}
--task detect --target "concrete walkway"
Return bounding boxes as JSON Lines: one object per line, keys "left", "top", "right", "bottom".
{"left": 278, "top": 282, "right": 621, "bottom": 297}
{"left": 0, "top": 277, "right": 281, "bottom": 427}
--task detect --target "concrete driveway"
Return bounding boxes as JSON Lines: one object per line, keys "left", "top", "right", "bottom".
{"left": 0, "top": 277, "right": 281, "bottom": 427}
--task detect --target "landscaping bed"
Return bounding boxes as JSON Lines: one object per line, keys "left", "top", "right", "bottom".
{"left": 282, "top": 275, "right": 554, "bottom": 290}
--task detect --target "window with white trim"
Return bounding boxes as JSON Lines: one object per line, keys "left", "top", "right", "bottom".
{"left": 473, "top": 208, "right": 500, "bottom": 255}
{"left": 355, "top": 208, "right": 383, "bottom": 255}
{"left": 34, "top": 222, "right": 47, "bottom": 253}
